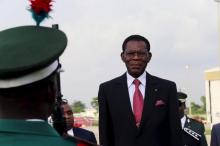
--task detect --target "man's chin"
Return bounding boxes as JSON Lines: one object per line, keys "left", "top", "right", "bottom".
{"left": 66, "top": 124, "right": 73, "bottom": 130}
{"left": 128, "top": 70, "right": 143, "bottom": 78}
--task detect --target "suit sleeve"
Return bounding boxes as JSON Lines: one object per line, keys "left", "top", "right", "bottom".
{"left": 168, "top": 82, "right": 183, "bottom": 146}
{"left": 211, "top": 125, "right": 218, "bottom": 146}
{"left": 98, "top": 83, "right": 114, "bottom": 146}
{"left": 90, "top": 132, "right": 97, "bottom": 144}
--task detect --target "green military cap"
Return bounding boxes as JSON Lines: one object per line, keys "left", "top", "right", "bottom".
{"left": 177, "top": 92, "right": 187, "bottom": 103}
{"left": 0, "top": 25, "right": 67, "bottom": 88}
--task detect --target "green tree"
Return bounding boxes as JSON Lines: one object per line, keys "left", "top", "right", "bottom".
{"left": 190, "top": 102, "right": 202, "bottom": 115}
{"left": 71, "top": 101, "right": 86, "bottom": 113}
{"left": 200, "top": 96, "right": 206, "bottom": 114}
{"left": 190, "top": 96, "right": 206, "bottom": 115}
{"left": 91, "top": 97, "right": 98, "bottom": 112}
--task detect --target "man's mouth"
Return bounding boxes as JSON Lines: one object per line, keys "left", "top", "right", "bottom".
{"left": 130, "top": 64, "right": 141, "bottom": 68}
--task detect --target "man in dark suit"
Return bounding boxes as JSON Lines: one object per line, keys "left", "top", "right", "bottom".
{"left": 98, "top": 35, "right": 183, "bottom": 146}
{"left": 210, "top": 123, "right": 220, "bottom": 146}
{"left": 178, "top": 92, "right": 208, "bottom": 146}
{"left": 61, "top": 101, "right": 97, "bottom": 144}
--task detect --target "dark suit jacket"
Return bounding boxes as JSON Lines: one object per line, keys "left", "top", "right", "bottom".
{"left": 182, "top": 117, "right": 207, "bottom": 146}
{"left": 73, "top": 127, "right": 97, "bottom": 144}
{"left": 98, "top": 72, "right": 182, "bottom": 146}
{"left": 211, "top": 123, "right": 220, "bottom": 146}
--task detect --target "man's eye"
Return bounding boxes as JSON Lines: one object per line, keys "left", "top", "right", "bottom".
{"left": 67, "top": 111, "right": 73, "bottom": 115}
{"left": 125, "top": 51, "right": 147, "bottom": 57}
{"left": 138, "top": 52, "right": 145, "bottom": 55}
{"left": 127, "top": 52, "right": 135, "bottom": 55}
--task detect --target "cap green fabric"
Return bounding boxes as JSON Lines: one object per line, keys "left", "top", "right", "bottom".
{"left": 177, "top": 92, "right": 187, "bottom": 103}
{"left": 0, "top": 25, "right": 67, "bottom": 79}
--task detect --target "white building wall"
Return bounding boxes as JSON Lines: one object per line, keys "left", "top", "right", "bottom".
{"left": 210, "top": 80, "right": 220, "bottom": 124}
{"left": 205, "top": 67, "right": 220, "bottom": 125}
{"left": 205, "top": 80, "right": 211, "bottom": 123}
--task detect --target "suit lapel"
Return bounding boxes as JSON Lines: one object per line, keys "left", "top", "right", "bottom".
{"left": 116, "top": 73, "right": 138, "bottom": 131}
{"left": 184, "top": 116, "right": 191, "bottom": 129}
{"left": 117, "top": 73, "right": 161, "bottom": 132}
{"left": 139, "top": 73, "right": 159, "bottom": 130}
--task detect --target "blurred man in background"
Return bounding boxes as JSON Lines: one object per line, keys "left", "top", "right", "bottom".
{"left": 61, "top": 101, "right": 97, "bottom": 144}
{"left": 210, "top": 123, "right": 220, "bottom": 146}
{"left": 178, "top": 91, "right": 208, "bottom": 146}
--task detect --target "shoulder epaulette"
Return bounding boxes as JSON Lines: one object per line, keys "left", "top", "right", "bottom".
{"left": 183, "top": 127, "right": 201, "bottom": 141}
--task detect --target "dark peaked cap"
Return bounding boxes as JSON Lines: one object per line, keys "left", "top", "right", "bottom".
{"left": 0, "top": 25, "right": 67, "bottom": 88}
{"left": 177, "top": 92, "right": 187, "bottom": 103}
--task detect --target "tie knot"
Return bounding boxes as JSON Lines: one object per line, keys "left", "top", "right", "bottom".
{"left": 133, "top": 79, "right": 141, "bottom": 86}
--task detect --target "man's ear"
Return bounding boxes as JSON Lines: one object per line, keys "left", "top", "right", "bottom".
{"left": 121, "top": 52, "right": 125, "bottom": 62}
{"left": 147, "top": 52, "right": 152, "bottom": 62}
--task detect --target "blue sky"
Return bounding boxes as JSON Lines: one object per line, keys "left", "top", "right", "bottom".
{"left": 0, "top": 0, "right": 219, "bottom": 107}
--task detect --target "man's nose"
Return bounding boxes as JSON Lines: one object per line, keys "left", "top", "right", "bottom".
{"left": 133, "top": 52, "right": 141, "bottom": 59}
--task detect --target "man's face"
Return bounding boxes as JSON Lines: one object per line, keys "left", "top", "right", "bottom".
{"left": 62, "top": 103, "right": 74, "bottom": 130}
{"left": 178, "top": 102, "right": 185, "bottom": 119}
{"left": 121, "top": 40, "right": 151, "bottom": 78}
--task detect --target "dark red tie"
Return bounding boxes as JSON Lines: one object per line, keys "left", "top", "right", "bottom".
{"left": 133, "top": 79, "right": 144, "bottom": 127}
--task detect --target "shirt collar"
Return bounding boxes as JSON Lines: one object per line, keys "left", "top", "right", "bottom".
{"left": 181, "top": 115, "right": 186, "bottom": 129}
{"left": 67, "top": 129, "right": 74, "bottom": 136}
{"left": 127, "top": 72, "right": 146, "bottom": 87}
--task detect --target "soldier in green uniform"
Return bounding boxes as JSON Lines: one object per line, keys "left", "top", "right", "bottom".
{"left": 0, "top": 25, "right": 76, "bottom": 146}
{"left": 178, "top": 92, "right": 208, "bottom": 146}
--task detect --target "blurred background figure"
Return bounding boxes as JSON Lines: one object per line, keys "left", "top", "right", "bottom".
{"left": 210, "top": 123, "right": 220, "bottom": 146}
{"left": 61, "top": 100, "right": 97, "bottom": 144}
{"left": 178, "top": 91, "right": 208, "bottom": 146}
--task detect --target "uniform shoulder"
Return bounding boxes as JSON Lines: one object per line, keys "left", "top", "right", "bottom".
{"left": 188, "top": 118, "right": 205, "bottom": 130}
{"left": 184, "top": 117, "right": 206, "bottom": 140}
{"left": 190, "top": 117, "right": 205, "bottom": 125}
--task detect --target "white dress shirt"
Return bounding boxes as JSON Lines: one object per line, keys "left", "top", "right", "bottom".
{"left": 67, "top": 129, "right": 74, "bottom": 136}
{"left": 127, "top": 72, "right": 146, "bottom": 111}
{"left": 181, "top": 115, "right": 186, "bottom": 129}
